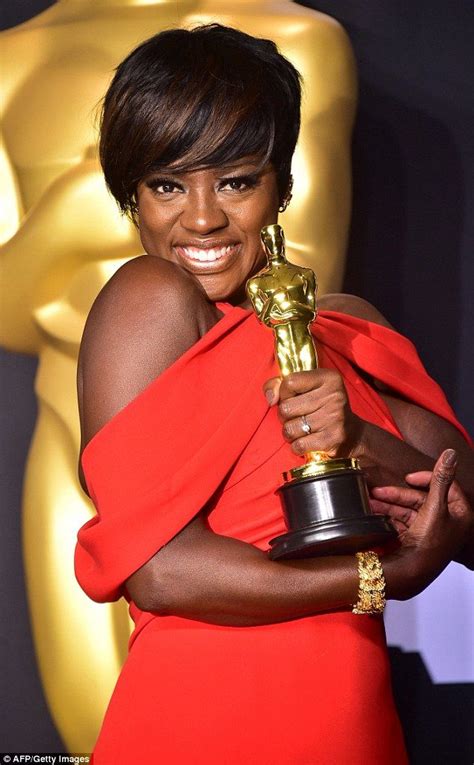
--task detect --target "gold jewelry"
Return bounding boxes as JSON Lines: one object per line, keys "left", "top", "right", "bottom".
{"left": 352, "top": 551, "right": 386, "bottom": 615}
{"left": 278, "top": 175, "right": 294, "bottom": 212}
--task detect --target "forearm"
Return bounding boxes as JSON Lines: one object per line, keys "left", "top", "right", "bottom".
{"left": 126, "top": 517, "right": 359, "bottom": 626}
{"left": 357, "top": 419, "right": 434, "bottom": 488}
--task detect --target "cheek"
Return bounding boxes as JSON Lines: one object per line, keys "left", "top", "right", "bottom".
{"left": 236, "top": 197, "right": 278, "bottom": 240}
{"left": 250, "top": 186, "right": 280, "bottom": 227}
{"left": 137, "top": 201, "right": 175, "bottom": 256}
{"left": 137, "top": 209, "right": 158, "bottom": 252}
{"left": 138, "top": 224, "right": 157, "bottom": 256}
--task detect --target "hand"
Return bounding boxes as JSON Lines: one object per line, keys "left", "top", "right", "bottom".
{"left": 263, "top": 370, "right": 364, "bottom": 458}
{"left": 374, "top": 449, "right": 473, "bottom": 599}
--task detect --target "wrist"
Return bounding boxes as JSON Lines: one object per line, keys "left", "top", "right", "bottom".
{"left": 348, "top": 415, "right": 370, "bottom": 460}
{"left": 382, "top": 548, "right": 421, "bottom": 601}
{"left": 453, "top": 535, "right": 474, "bottom": 570}
{"left": 383, "top": 546, "right": 448, "bottom": 601}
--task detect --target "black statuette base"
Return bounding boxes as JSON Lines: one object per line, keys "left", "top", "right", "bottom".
{"left": 269, "top": 469, "right": 395, "bottom": 560}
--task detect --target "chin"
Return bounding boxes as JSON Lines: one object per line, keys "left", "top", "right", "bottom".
{"left": 195, "top": 279, "right": 235, "bottom": 304}
{"left": 203, "top": 288, "right": 232, "bottom": 304}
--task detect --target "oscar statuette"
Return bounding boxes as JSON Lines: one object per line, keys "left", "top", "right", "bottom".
{"left": 246, "top": 224, "right": 395, "bottom": 559}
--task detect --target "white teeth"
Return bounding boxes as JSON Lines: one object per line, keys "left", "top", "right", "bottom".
{"left": 180, "top": 245, "right": 233, "bottom": 262}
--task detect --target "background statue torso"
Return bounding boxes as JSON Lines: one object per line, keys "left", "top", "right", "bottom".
{"left": 0, "top": 0, "right": 357, "bottom": 750}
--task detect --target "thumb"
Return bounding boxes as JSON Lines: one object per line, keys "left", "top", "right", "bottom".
{"left": 426, "top": 449, "right": 458, "bottom": 511}
{"left": 263, "top": 377, "right": 282, "bottom": 406}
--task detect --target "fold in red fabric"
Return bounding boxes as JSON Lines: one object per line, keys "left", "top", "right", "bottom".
{"left": 75, "top": 306, "right": 469, "bottom": 605}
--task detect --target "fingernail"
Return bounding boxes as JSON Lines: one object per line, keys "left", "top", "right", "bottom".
{"left": 265, "top": 389, "right": 275, "bottom": 405}
{"left": 442, "top": 449, "right": 457, "bottom": 467}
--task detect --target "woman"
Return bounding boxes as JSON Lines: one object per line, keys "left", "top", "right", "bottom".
{"left": 75, "top": 24, "right": 473, "bottom": 764}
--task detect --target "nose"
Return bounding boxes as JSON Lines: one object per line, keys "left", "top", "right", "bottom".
{"left": 180, "top": 187, "right": 229, "bottom": 235}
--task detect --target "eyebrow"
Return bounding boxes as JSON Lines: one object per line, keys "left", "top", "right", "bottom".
{"left": 150, "top": 158, "right": 268, "bottom": 178}
{"left": 218, "top": 164, "right": 265, "bottom": 176}
{"left": 215, "top": 157, "right": 265, "bottom": 171}
{"left": 216, "top": 156, "right": 272, "bottom": 173}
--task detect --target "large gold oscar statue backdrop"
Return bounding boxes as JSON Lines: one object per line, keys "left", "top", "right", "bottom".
{"left": 0, "top": 0, "right": 356, "bottom": 751}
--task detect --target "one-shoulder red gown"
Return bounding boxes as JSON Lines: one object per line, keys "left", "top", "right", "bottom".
{"left": 75, "top": 306, "right": 469, "bottom": 765}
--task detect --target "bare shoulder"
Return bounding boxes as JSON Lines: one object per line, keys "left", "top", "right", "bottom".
{"left": 318, "top": 293, "right": 394, "bottom": 330}
{"left": 78, "top": 255, "right": 214, "bottom": 453}
{"left": 85, "top": 253, "right": 202, "bottom": 319}
{"left": 80, "top": 255, "right": 203, "bottom": 386}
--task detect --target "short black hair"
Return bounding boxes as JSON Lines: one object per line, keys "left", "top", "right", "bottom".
{"left": 99, "top": 24, "right": 302, "bottom": 216}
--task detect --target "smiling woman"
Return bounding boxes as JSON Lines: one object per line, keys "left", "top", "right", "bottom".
{"left": 75, "top": 23, "right": 473, "bottom": 765}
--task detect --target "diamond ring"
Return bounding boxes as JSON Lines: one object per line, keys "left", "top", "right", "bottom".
{"left": 301, "top": 415, "right": 311, "bottom": 435}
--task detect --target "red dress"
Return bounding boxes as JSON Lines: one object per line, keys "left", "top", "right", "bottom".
{"left": 75, "top": 306, "right": 469, "bottom": 765}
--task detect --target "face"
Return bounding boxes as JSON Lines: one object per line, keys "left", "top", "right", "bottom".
{"left": 136, "top": 158, "right": 280, "bottom": 305}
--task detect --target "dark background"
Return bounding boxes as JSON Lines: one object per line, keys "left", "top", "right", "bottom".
{"left": 1, "top": 1, "right": 473, "bottom": 761}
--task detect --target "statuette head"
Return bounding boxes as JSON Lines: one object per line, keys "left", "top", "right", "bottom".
{"left": 261, "top": 224, "right": 286, "bottom": 263}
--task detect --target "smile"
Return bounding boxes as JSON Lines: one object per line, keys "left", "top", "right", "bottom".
{"left": 173, "top": 242, "right": 242, "bottom": 272}
{"left": 179, "top": 245, "right": 234, "bottom": 262}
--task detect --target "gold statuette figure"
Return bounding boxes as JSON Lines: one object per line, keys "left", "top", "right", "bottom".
{"left": 247, "top": 225, "right": 394, "bottom": 560}
{"left": 247, "top": 224, "right": 318, "bottom": 376}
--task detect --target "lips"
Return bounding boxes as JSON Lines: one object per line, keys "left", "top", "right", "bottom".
{"left": 173, "top": 242, "right": 242, "bottom": 272}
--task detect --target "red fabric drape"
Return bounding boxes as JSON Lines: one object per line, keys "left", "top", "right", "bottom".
{"left": 76, "top": 306, "right": 471, "bottom": 765}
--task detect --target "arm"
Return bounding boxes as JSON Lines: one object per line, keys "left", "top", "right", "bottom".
{"left": 327, "top": 295, "right": 473, "bottom": 496}
{"left": 126, "top": 514, "right": 360, "bottom": 626}
{"left": 0, "top": 129, "right": 23, "bottom": 245}
{"left": 0, "top": 154, "right": 138, "bottom": 354}
{"left": 334, "top": 294, "right": 474, "bottom": 532}
{"left": 127, "top": 449, "right": 472, "bottom": 620}
{"left": 354, "top": 394, "right": 473, "bottom": 496}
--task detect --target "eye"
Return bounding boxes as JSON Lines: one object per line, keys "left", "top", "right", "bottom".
{"left": 219, "top": 174, "right": 259, "bottom": 192}
{"left": 146, "top": 178, "right": 184, "bottom": 195}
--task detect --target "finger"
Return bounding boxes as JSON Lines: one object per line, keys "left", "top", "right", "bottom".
{"left": 370, "top": 498, "right": 391, "bottom": 514}
{"left": 404, "top": 471, "right": 432, "bottom": 488}
{"left": 279, "top": 370, "right": 330, "bottom": 401}
{"left": 281, "top": 411, "right": 320, "bottom": 441}
{"left": 370, "top": 498, "right": 416, "bottom": 526}
{"left": 447, "top": 480, "right": 469, "bottom": 504}
{"left": 371, "top": 485, "right": 426, "bottom": 510}
{"left": 278, "top": 393, "right": 324, "bottom": 421}
{"left": 263, "top": 377, "right": 282, "bottom": 406}
{"left": 289, "top": 432, "right": 338, "bottom": 458}
{"left": 426, "top": 449, "right": 458, "bottom": 511}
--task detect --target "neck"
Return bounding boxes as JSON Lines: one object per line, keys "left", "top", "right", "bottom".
{"left": 267, "top": 254, "right": 286, "bottom": 266}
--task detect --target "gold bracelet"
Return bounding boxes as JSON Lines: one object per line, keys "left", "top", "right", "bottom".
{"left": 352, "top": 551, "right": 386, "bottom": 615}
